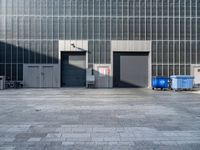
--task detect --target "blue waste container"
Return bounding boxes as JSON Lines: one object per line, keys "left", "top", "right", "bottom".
{"left": 170, "top": 75, "right": 194, "bottom": 91}
{"left": 152, "top": 76, "right": 169, "bottom": 90}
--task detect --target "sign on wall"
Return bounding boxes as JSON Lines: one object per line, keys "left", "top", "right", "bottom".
{"left": 98, "top": 67, "right": 110, "bottom": 77}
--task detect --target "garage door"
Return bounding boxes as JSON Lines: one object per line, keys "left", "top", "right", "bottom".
{"left": 113, "top": 52, "right": 149, "bottom": 88}
{"left": 61, "top": 52, "right": 86, "bottom": 87}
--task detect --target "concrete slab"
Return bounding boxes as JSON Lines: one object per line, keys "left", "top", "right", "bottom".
{"left": 0, "top": 88, "right": 200, "bottom": 149}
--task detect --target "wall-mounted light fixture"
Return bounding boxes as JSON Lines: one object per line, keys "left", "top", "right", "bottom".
{"left": 71, "top": 43, "right": 76, "bottom": 48}
{"left": 70, "top": 43, "right": 88, "bottom": 53}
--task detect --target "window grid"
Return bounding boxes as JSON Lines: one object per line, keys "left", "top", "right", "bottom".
{"left": 0, "top": 0, "right": 200, "bottom": 80}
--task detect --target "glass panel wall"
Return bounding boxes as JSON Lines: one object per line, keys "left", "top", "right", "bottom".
{"left": 0, "top": 0, "right": 200, "bottom": 80}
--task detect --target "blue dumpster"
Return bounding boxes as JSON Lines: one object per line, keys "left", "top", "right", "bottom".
{"left": 152, "top": 76, "right": 169, "bottom": 90}
{"left": 170, "top": 75, "right": 194, "bottom": 91}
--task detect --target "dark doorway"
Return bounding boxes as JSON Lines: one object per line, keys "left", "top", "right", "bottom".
{"left": 113, "top": 52, "right": 149, "bottom": 88}
{"left": 61, "top": 52, "right": 86, "bottom": 87}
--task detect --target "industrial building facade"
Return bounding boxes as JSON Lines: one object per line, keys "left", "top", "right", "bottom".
{"left": 0, "top": 0, "right": 200, "bottom": 88}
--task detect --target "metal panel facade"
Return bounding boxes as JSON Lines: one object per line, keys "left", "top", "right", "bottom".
{"left": 0, "top": 0, "right": 200, "bottom": 81}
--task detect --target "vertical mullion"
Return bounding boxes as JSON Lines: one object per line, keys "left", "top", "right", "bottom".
{"left": 162, "top": 0, "right": 164, "bottom": 76}
{"left": 145, "top": 0, "right": 146, "bottom": 41}
{"left": 116, "top": 0, "right": 118, "bottom": 40}
{"left": 57, "top": 0, "right": 60, "bottom": 60}
{"left": 63, "top": 0, "right": 66, "bottom": 51}
{"left": 139, "top": 0, "right": 140, "bottom": 40}
{"left": 87, "top": 0, "right": 88, "bottom": 41}
{"left": 105, "top": 0, "right": 107, "bottom": 64}
{"left": 150, "top": 0, "right": 152, "bottom": 69}
{"left": 156, "top": 0, "right": 158, "bottom": 75}
{"left": 104, "top": 0, "right": 107, "bottom": 64}
{"left": 11, "top": 1, "right": 13, "bottom": 80}
{"left": 122, "top": 0, "right": 124, "bottom": 40}
{"left": 93, "top": 0, "right": 94, "bottom": 64}
{"left": 110, "top": 0, "right": 113, "bottom": 63}
{"left": 196, "top": 0, "right": 198, "bottom": 64}
{"left": 81, "top": 0, "right": 83, "bottom": 41}
{"left": 16, "top": 0, "right": 18, "bottom": 80}
{"left": 128, "top": 0, "right": 129, "bottom": 41}
{"left": 45, "top": 0, "right": 47, "bottom": 63}
{"left": 99, "top": 0, "right": 100, "bottom": 64}
{"left": 109, "top": 0, "right": 111, "bottom": 64}
{"left": 70, "top": 0, "right": 72, "bottom": 44}
{"left": 173, "top": 0, "right": 175, "bottom": 75}
{"left": 5, "top": 0, "right": 7, "bottom": 78}
{"left": 51, "top": 0, "right": 53, "bottom": 64}
{"left": 70, "top": 0, "right": 71, "bottom": 44}
{"left": 86, "top": 0, "right": 89, "bottom": 63}
{"left": 34, "top": 0, "right": 36, "bottom": 64}
{"left": 69, "top": 0, "right": 71, "bottom": 41}
{"left": 23, "top": 0, "right": 25, "bottom": 65}
{"left": 104, "top": 0, "right": 106, "bottom": 64}
{"left": 75, "top": 0, "right": 77, "bottom": 41}
{"left": 190, "top": 0, "right": 192, "bottom": 67}
{"left": 40, "top": 0, "right": 41, "bottom": 64}
{"left": 168, "top": 0, "right": 170, "bottom": 76}
{"left": 179, "top": 0, "right": 181, "bottom": 75}
{"left": 58, "top": 0, "right": 60, "bottom": 40}
{"left": 184, "top": 0, "right": 186, "bottom": 74}
{"left": 133, "top": 0, "right": 135, "bottom": 41}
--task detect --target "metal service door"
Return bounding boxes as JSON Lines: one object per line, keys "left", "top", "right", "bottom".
{"left": 24, "top": 64, "right": 59, "bottom": 88}
{"left": 194, "top": 67, "right": 200, "bottom": 86}
{"left": 24, "top": 66, "right": 40, "bottom": 88}
{"left": 42, "top": 66, "right": 54, "bottom": 88}
{"left": 94, "top": 65, "right": 111, "bottom": 88}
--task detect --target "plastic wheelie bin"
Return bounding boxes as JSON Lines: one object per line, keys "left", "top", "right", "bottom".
{"left": 170, "top": 75, "right": 194, "bottom": 91}
{"left": 152, "top": 76, "right": 169, "bottom": 90}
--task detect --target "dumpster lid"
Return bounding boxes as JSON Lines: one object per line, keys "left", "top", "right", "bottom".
{"left": 170, "top": 75, "right": 194, "bottom": 79}
{"left": 152, "top": 76, "right": 169, "bottom": 79}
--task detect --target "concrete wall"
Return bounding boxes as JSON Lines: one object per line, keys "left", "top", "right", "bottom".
{"left": 59, "top": 40, "right": 88, "bottom": 52}
{"left": 58, "top": 40, "right": 152, "bottom": 88}
{"left": 112, "top": 40, "right": 151, "bottom": 52}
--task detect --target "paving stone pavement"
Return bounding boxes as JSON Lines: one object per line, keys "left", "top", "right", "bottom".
{"left": 0, "top": 88, "right": 200, "bottom": 150}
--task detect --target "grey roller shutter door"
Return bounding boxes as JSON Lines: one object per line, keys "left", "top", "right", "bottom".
{"left": 61, "top": 52, "right": 86, "bottom": 87}
{"left": 113, "top": 52, "right": 149, "bottom": 88}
